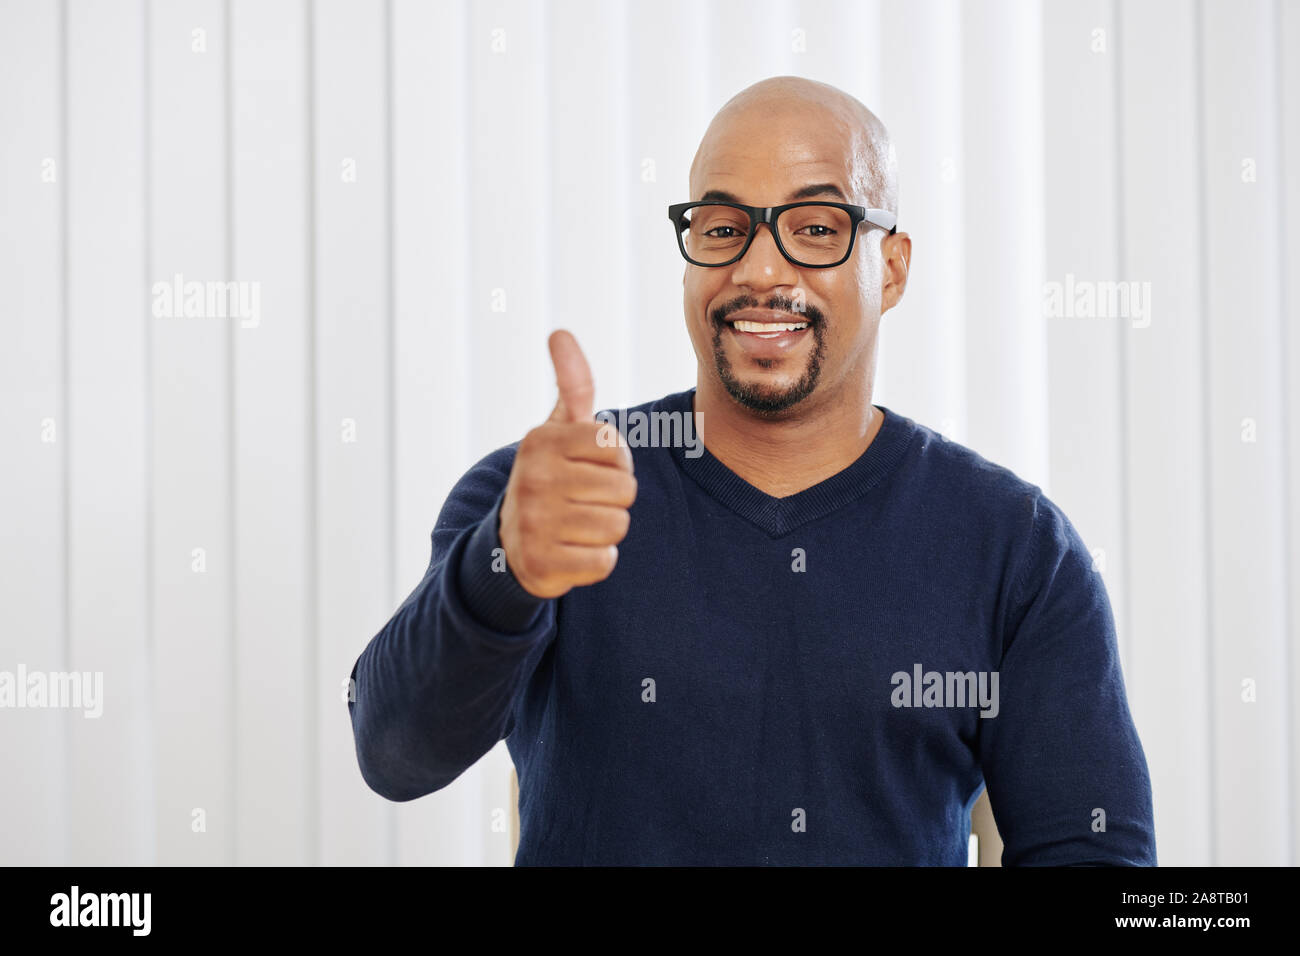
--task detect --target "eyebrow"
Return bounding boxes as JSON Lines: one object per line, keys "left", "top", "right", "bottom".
{"left": 698, "top": 183, "right": 849, "bottom": 204}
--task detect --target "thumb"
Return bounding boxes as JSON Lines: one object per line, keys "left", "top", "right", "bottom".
{"left": 547, "top": 329, "right": 595, "bottom": 423}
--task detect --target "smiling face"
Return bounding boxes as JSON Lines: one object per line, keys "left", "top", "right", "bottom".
{"left": 683, "top": 79, "right": 902, "bottom": 419}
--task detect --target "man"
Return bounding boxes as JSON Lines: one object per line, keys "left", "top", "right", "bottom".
{"left": 348, "top": 76, "right": 1157, "bottom": 866}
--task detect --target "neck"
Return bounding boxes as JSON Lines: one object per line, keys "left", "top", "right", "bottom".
{"left": 691, "top": 376, "right": 882, "bottom": 498}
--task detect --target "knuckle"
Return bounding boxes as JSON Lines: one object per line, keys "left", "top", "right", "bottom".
{"left": 518, "top": 462, "right": 551, "bottom": 498}
{"left": 524, "top": 424, "right": 559, "bottom": 457}
{"left": 618, "top": 475, "right": 638, "bottom": 506}
{"left": 517, "top": 428, "right": 543, "bottom": 455}
{"left": 516, "top": 506, "right": 541, "bottom": 539}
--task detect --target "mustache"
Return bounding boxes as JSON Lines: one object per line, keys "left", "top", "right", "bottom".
{"left": 710, "top": 294, "right": 826, "bottom": 328}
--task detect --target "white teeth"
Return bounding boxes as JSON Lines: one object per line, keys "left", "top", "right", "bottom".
{"left": 732, "top": 320, "right": 808, "bottom": 333}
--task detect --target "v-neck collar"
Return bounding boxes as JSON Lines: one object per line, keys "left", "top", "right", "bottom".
{"left": 658, "top": 388, "right": 916, "bottom": 537}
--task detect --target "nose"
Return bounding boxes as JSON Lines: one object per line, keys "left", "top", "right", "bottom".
{"left": 729, "top": 222, "right": 800, "bottom": 288}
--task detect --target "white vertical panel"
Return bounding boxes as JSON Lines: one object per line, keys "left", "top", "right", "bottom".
{"left": 626, "top": 0, "right": 711, "bottom": 404}
{"left": 0, "top": 0, "right": 67, "bottom": 865}
{"left": 791, "top": 0, "right": 882, "bottom": 107}
{"left": 1039, "top": 3, "right": 1130, "bottom": 666}
{"left": 148, "top": 0, "right": 234, "bottom": 865}
{"left": 961, "top": 0, "right": 1048, "bottom": 489}
{"left": 706, "top": 0, "right": 794, "bottom": 108}
{"left": 1118, "top": 0, "right": 1212, "bottom": 868}
{"left": 878, "top": 0, "right": 964, "bottom": 434}
{"left": 547, "top": 0, "right": 632, "bottom": 413}
{"left": 1280, "top": 0, "right": 1300, "bottom": 869}
{"left": 465, "top": 0, "right": 551, "bottom": 457}
{"left": 1200, "top": 0, "right": 1290, "bottom": 865}
{"left": 230, "top": 0, "right": 312, "bottom": 865}
{"left": 389, "top": 0, "right": 481, "bottom": 867}
{"left": 314, "top": 0, "right": 393, "bottom": 865}
{"left": 64, "top": 0, "right": 153, "bottom": 865}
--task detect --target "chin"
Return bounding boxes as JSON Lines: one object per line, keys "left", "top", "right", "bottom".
{"left": 721, "top": 372, "right": 819, "bottom": 415}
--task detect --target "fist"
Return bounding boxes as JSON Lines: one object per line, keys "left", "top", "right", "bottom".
{"left": 498, "top": 330, "right": 637, "bottom": 599}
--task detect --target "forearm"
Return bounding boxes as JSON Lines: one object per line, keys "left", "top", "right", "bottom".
{"left": 348, "top": 494, "right": 553, "bottom": 801}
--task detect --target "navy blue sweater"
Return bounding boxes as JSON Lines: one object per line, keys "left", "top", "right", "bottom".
{"left": 348, "top": 388, "right": 1157, "bottom": 866}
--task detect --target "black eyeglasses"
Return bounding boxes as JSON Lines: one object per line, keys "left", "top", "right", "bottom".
{"left": 668, "top": 200, "right": 897, "bottom": 269}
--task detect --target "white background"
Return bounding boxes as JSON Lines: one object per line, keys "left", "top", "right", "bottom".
{"left": 0, "top": 0, "right": 1296, "bottom": 866}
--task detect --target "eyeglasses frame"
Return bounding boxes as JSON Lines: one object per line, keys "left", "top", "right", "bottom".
{"left": 667, "top": 199, "right": 898, "bottom": 269}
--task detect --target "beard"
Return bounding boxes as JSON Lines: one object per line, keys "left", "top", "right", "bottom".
{"left": 710, "top": 293, "right": 828, "bottom": 415}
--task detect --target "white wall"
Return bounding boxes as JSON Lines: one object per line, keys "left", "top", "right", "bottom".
{"left": 0, "top": 0, "right": 1295, "bottom": 866}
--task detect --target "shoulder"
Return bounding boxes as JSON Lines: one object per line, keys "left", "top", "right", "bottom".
{"left": 454, "top": 440, "right": 523, "bottom": 496}
{"left": 896, "top": 414, "right": 1046, "bottom": 527}
{"left": 433, "top": 440, "right": 521, "bottom": 538}
{"left": 893, "top": 414, "right": 1095, "bottom": 597}
{"left": 464, "top": 441, "right": 520, "bottom": 480}
{"left": 907, "top": 427, "right": 1106, "bottom": 639}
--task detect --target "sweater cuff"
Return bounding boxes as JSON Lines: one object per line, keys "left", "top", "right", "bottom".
{"left": 455, "top": 493, "right": 549, "bottom": 634}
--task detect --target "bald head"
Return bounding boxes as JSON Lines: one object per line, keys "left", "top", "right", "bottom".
{"left": 689, "top": 76, "right": 897, "bottom": 213}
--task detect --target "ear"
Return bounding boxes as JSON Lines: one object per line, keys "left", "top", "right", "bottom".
{"left": 880, "top": 231, "right": 911, "bottom": 315}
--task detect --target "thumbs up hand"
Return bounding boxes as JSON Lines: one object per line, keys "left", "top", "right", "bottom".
{"left": 498, "top": 330, "right": 637, "bottom": 599}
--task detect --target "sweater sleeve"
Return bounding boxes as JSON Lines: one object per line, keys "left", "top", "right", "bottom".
{"left": 978, "top": 492, "right": 1157, "bottom": 866}
{"left": 347, "top": 443, "right": 556, "bottom": 801}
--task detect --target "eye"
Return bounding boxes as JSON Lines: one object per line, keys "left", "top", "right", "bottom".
{"left": 704, "top": 226, "right": 743, "bottom": 238}
{"left": 796, "top": 224, "right": 836, "bottom": 237}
